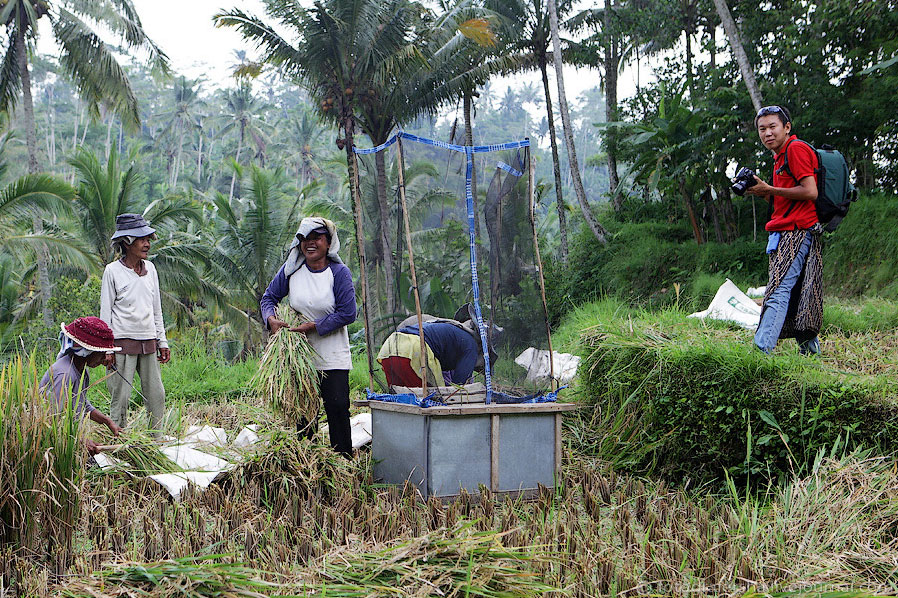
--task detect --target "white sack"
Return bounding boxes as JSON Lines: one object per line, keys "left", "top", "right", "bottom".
{"left": 746, "top": 286, "right": 766, "bottom": 298}
{"left": 161, "top": 444, "right": 233, "bottom": 472}
{"left": 687, "top": 278, "right": 761, "bottom": 330}
{"left": 514, "top": 347, "right": 581, "bottom": 384}
{"left": 350, "top": 413, "right": 372, "bottom": 449}
{"left": 232, "top": 425, "right": 260, "bottom": 448}
{"left": 321, "top": 413, "right": 373, "bottom": 449}
{"left": 149, "top": 471, "right": 222, "bottom": 502}
{"left": 181, "top": 425, "right": 228, "bottom": 448}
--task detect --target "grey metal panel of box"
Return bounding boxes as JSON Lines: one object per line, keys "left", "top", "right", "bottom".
{"left": 366, "top": 402, "right": 575, "bottom": 499}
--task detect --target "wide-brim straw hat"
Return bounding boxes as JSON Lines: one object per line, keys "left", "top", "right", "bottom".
{"left": 61, "top": 318, "right": 121, "bottom": 353}
{"left": 110, "top": 213, "right": 156, "bottom": 240}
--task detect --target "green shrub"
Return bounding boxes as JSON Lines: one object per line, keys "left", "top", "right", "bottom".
{"left": 824, "top": 192, "right": 898, "bottom": 299}
{"left": 546, "top": 220, "right": 770, "bottom": 324}
{"left": 574, "top": 299, "right": 898, "bottom": 484}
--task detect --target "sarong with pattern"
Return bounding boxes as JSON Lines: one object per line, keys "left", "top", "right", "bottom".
{"left": 761, "top": 223, "right": 824, "bottom": 340}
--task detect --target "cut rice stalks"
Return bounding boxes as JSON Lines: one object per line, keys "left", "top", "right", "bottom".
{"left": 252, "top": 306, "right": 320, "bottom": 428}
{"left": 307, "top": 522, "right": 560, "bottom": 597}
{"left": 95, "top": 428, "right": 182, "bottom": 475}
{"left": 60, "top": 553, "right": 282, "bottom": 598}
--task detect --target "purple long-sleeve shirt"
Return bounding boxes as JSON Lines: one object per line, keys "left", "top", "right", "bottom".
{"left": 260, "top": 261, "right": 356, "bottom": 370}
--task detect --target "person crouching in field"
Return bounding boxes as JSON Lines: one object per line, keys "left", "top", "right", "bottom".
{"left": 41, "top": 317, "right": 122, "bottom": 455}
{"left": 743, "top": 105, "right": 823, "bottom": 355}
{"left": 100, "top": 213, "right": 171, "bottom": 435}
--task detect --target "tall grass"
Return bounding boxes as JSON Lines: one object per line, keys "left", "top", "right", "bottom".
{"left": 0, "top": 355, "right": 84, "bottom": 581}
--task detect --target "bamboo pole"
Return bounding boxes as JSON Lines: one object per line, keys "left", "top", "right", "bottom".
{"left": 528, "top": 145, "right": 556, "bottom": 388}
{"left": 396, "top": 138, "right": 428, "bottom": 395}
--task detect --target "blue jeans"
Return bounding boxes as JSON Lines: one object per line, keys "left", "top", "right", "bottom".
{"left": 754, "top": 232, "right": 820, "bottom": 355}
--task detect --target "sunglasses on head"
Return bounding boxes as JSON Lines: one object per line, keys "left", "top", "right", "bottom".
{"left": 755, "top": 106, "right": 792, "bottom": 122}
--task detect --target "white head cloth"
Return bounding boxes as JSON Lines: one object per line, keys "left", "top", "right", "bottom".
{"left": 282, "top": 217, "right": 343, "bottom": 277}
{"left": 57, "top": 332, "right": 93, "bottom": 359}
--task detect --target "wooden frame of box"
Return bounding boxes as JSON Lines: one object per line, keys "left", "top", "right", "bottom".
{"left": 358, "top": 400, "right": 578, "bottom": 500}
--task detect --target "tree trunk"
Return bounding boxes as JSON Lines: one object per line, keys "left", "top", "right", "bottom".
{"left": 702, "top": 186, "right": 723, "bottom": 243}
{"left": 105, "top": 111, "right": 114, "bottom": 160}
{"left": 229, "top": 128, "right": 244, "bottom": 201}
{"left": 373, "top": 149, "right": 396, "bottom": 318}
{"left": 604, "top": 0, "right": 620, "bottom": 206}
{"left": 717, "top": 186, "right": 738, "bottom": 242}
{"left": 539, "top": 58, "right": 569, "bottom": 264}
{"left": 196, "top": 131, "right": 203, "bottom": 180}
{"left": 17, "top": 20, "right": 54, "bottom": 327}
{"left": 343, "top": 117, "right": 378, "bottom": 390}
{"left": 685, "top": 32, "right": 695, "bottom": 100}
{"left": 172, "top": 126, "right": 185, "bottom": 188}
{"left": 547, "top": 0, "right": 608, "bottom": 244}
{"left": 712, "top": 0, "right": 763, "bottom": 111}
{"left": 681, "top": 179, "right": 703, "bottom": 245}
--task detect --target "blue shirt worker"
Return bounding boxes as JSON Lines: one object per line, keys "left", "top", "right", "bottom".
{"left": 260, "top": 217, "right": 356, "bottom": 457}
{"left": 377, "top": 304, "right": 501, "bottom": 388}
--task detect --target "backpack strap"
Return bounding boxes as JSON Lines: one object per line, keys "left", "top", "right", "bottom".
{"left": 776, "top": 137, "right": 802, "bottom": 186}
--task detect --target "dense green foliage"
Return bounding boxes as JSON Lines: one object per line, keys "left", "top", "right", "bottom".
{"left": 572, "top": 299, "right": 898, "bottom": 484}
{"left": 547, "top": 191, "right": 898, "bottom": 325}
{"left": 823, "top": 192, "right": 898, "bottom": 299}
{"left": 545, "top": 209, "right": 767, "bottom": 322}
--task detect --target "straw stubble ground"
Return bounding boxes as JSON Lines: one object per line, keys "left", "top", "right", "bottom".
{"left": 15, "top": 426, "right": 897, "bottom": 597}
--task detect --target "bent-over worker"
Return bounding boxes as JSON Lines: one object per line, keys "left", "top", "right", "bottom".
{"left": 377, "top": 303, "right": 501, "bottom": 388}
{"left": 40, "top": 317, "right": 123, "bottom": 455}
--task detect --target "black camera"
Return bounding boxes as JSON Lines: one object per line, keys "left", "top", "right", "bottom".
{"left": 731, "top": 167, "right": 757, "bottom": 196}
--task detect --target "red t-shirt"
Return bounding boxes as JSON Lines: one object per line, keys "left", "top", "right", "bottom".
{"left": 765, "top": 135, "right": 819, "bottom": 231}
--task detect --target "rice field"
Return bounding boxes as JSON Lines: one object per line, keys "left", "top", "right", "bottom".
{"left": 3, "top": 302, "right": 898, "bottom": 597}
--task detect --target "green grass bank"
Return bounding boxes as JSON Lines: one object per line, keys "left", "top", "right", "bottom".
{"left": 560, "top": 298, "right": 898, "bottom": 484}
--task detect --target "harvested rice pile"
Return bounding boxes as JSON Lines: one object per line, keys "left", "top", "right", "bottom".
{"left": 60, "top": 554, "right": 280, "bottom": 598}
{"left": 252, "top": 306, "right": 320, "bottom": 428}
{"left": 308, "top": 522, "right": 560, "bottom": 597}
{"left": 96, "top": 429, "right": 181, "bottom": 475}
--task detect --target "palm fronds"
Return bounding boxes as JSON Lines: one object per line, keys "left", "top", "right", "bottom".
{"left": 252, "top": 306, "right": 321, "bottom": 427}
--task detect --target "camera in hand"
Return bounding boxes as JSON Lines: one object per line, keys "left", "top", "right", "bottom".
{"left": 731, "top": 167, "right": 757, "bottom": 196}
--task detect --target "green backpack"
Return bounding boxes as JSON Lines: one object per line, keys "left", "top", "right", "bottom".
{"left": 780, "top": 138, "right": 858, "bottom": 232}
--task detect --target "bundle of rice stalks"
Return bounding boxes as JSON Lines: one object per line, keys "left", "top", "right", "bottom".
{"left": 307, "top": 522, "right": 560, "bottom": 597}
{"left": 235, "top": 428, "right": 355, "bottom": 500}
{"left": 60, "top": 554, "right": 282, "bottom": 598}
{"left": 95, "top": 429, "right": 182, "bottom": 475}
{"left": 252, "top": 306, "right": 320, "bottom": 428}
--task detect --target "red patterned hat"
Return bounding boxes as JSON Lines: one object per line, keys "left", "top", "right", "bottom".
{"left": 61, "top": 318, "right": 121, "bottom": 353}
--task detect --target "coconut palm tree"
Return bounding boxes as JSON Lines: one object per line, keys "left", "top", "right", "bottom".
{"left": 486, "top": 0, "right": 578, "bottom": 261}
{"left": 217, "top": 84, "right": 272, "bottom": 201}
{"left": 157, "top": 77, "right": 204, "bottom": 189}
{"left": 711, "top": 0, "right": 762, "bottom": 111}
{"left": 546, "top": 0, "right": 608, "bottom": 245}
{"left": 0, "top": 0, "right": 169, "bottom": 325}
{"left": 207, "top": 165, "right": 318, "bottom": 352}
{"left": 0, "top": 0, "right": 169, "bottom": 174}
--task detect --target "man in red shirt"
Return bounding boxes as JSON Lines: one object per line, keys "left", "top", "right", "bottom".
{"left": 744, "top": 105, "right": 823, "bottom": 354}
